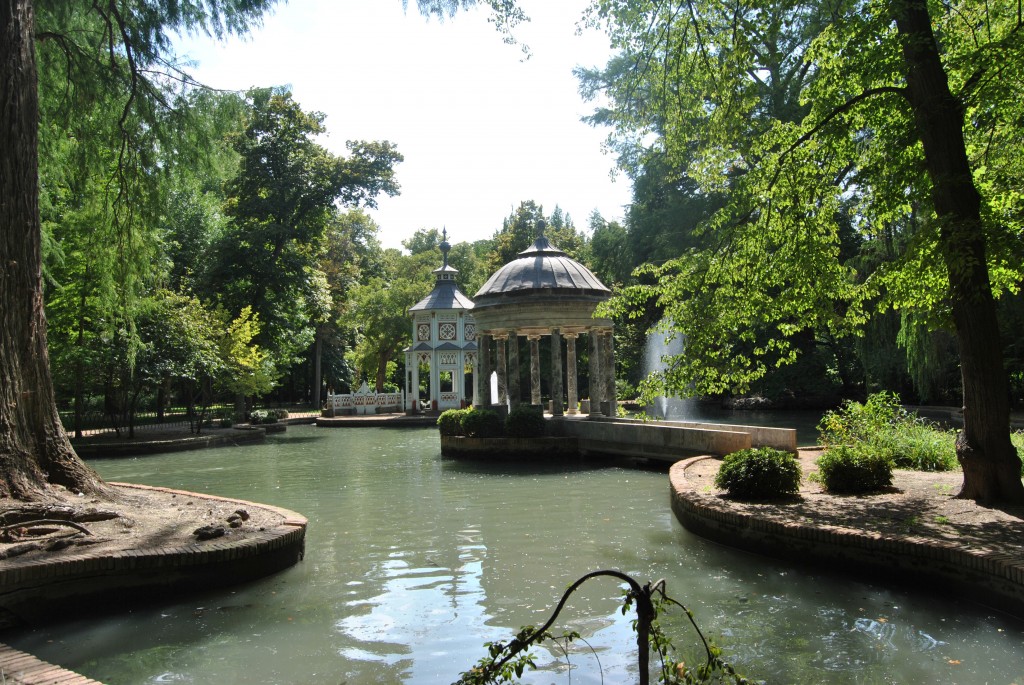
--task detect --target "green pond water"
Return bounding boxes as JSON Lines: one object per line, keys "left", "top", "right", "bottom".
{"left": 5, "top": 424, "right": 1023, "bottom": 684}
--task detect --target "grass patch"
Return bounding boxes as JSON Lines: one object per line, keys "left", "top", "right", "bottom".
{"left": 818, "top": 392, "right": 958, "bottom": 472}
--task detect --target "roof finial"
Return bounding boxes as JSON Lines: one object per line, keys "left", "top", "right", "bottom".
{"left": 536, "top": 219, "right": 546, "bottom": 240}
{"left": 439, "top": 226, "right": 451, "bottom": 268}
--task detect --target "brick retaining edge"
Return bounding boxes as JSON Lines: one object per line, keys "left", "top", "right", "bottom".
{"left": 0, "top": 484, "right": 308, "bottom": 684}
{"left": 0, "top": 642, "right": 104, "bottom": 685}
{"left": 670, "top": 457, "right": 1024, "bottom": 617}
{"left": 0, "top": 483, "right": 307, "bottom": 630}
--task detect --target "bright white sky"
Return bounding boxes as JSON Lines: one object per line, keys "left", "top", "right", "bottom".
{"left": 174, "top": 0, "right": 632, "bottom": 250}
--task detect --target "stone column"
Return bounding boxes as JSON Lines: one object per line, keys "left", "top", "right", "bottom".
{"left": 564, "top": 332, "right": 579, "bottom": 415}
{"left": 474, "top": 334, "right": 492, "bottom": 408}
{"left": 457, "top": 353, "right": 467, "bottom": 408}
{"left": 494, "top": 335, "right": 508, "bottom": 405}
{"left": 508, "top": 333, "right": 521, "bottom": 408}
{"left": 410, "top": 354, "right": 420, "bottom": 412}
{"left": 528, "top": 334, "right": 542, "bottom": 407}
{"left": 470, "top": 353, "right": 479, "bottom": 407}
{"left": 588, "top": 330, "right": 603, "bottom": 416}
{"left": 429, "top": 356, "right": 438, "bottom": 411}
{"left": 603, "top": 329, "right": 617, "bottom": 417}
{"left": 550, "top": 329, "right": 563, "bottom": 416}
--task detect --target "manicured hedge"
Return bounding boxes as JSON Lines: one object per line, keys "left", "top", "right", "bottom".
{"left": 437, "top": 409, "right": 469, "bottom": 436}
{"left": 505, "top": 405, "right": 545, "bottom": 438}
{"left": 816, "top": 445, "right": 894, "bottom": 494}
{"left": 714, "top": 447, "right": 802, "bottom": 500}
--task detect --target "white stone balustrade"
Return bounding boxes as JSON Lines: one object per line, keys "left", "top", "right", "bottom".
{"left": 326, "top": 382, "right": 403, "bottom": 416}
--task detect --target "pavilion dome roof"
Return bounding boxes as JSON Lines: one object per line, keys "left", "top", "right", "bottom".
{"left": 474, "top": 235, "right": 610, "bottom": 303}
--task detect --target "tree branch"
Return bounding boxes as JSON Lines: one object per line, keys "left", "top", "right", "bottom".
{"left": 767, "top": 86, "right": 908, "bottom": 190}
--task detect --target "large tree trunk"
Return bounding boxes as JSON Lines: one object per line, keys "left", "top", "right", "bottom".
{"left": 0, "top": 0, "right": 105, "bottom": 501}
{"left": 375, "top": 354, "right": 389, "bottom": 394}
{"left": 893, "top": 0, "right": 1024, "bottom": 504}
{"left": 312, "top": 326, "right": 323, "bottom": 409}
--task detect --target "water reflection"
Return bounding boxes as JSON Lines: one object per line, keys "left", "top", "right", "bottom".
{"left": 3, "top": 426, "right": 1023, "bottom": 684}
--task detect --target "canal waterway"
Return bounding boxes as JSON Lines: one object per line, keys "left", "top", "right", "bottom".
{"left": 6, "top": 425, "right": 1023, "bottom": 683}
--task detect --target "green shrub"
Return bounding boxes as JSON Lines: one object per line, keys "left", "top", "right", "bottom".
{"left": 505, "top": 404, "right": 546, "bottom": 437}
{"left": 270, "top": 408, "right": 290, "bottom": 420}
{"left": 818, "top": 391, "right": 903, "bottom": 445}
{"left": 818, "top": 391, "right": 957, "bottom": 472}
{"left": 816, "top": 445, "right": 894, "bottom": 494}
{"left": 437, "top": 409, "right": 469, "bottom": 436}
{"left": 879, "top": 424, "right": 957, "bottom": 471}
{"left": 714, "top": 448, "right": 802, "bottom": 500}
{"left": 249, "top": 409, "right": 278, "bottom": 425}
{"left": 461, "top": 408, "right": 504, "bottom": 438}
{"left": 616, "top": 378, "right": 638, "bottom": 401}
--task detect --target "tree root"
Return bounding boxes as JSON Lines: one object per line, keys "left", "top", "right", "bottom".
{"left": 0, "top": 506, "right": 119, "bottom": 526}
{"left": 0, "top": 542, "right": 42, "bottom": 560}
{"left": 0, "top": 519, "right": 93, "bottom": 542}
{"left": 0, "top": 533, "right": 107, "bottom": 559}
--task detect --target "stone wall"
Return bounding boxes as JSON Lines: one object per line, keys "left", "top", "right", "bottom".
{"left": 440, "top": 435, "right": 578, "bottom": 458}
{"left": 611, "top": 417, "right": 798, "bottom": 453}
{"left": 556, "top": 418, "right": 752, "bottom": 461}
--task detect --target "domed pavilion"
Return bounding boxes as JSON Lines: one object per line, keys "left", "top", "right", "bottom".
{"left": 471, "top": 222, "right": 617, "bottom": 417}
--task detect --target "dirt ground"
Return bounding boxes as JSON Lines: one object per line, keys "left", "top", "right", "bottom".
{"left": 683, "top": 449, "right": 1024, "bottom": 555}
{"left": 0, "top": 483, "right": 287, "bottom": 563}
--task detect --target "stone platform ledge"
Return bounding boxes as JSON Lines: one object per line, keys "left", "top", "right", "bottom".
{"left": 440, "top": 435, "right": 579, "bottom": 458}
{"left": 317, "top": 413, "right": 437, "bottom": 428}
{"left": 670, "top": 456, "right": 1024, "bottom": 617}
{"left": 0, "top": 483, "right": 307, "bottom": 629}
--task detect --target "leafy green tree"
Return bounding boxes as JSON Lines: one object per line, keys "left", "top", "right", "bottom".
{"left": 131, "top": 292, "right": 223, "bottom": 435}
{"left": 1, "top": 0, "right": 279, "bottom": 500}
{"left": 208, "top": 87, "right": 403, "bottom": 381}
{"left": 588, "top": 0, "right": 1024, "bottom": 502}
{"left": 309, "top": 209, "right": 386, "bottom": 401}
{"left": 403, "top": 227, "right": 488, "bottom": 295}
{"left": 216, "top": 306, "right": 275, "bottom": 401}
{"left": 126, "top": 292, "right": 271, "bottom": 433}
{"left": 160, "top": 93, "right": 245, "bottom": 295}
{"left": 621, "top": 155, "right": 725, "bottom": 268}
{"left": 345, "top": 260, "right": 428, "bottom": 392}
{"left": 489, "top": 201, "right": 590, "bottom": 271}
{"left": 999, "top": 292, "right": 1024, "bottom": 408}
{"left": 42, "top": 150, "right": 130, "bottom": 438}
{"left": 588, "top": 211, "right": 631, "bottom": 287}
{"left": 407, "top": 0, "right": 528, "bottom": 46}
{"left": 402, "top": 227, "right": 444, "bottom": 256}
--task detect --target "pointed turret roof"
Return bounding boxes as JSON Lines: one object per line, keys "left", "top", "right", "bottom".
{"left": 409, "top": 228, "right": 475, "bottom": 312}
